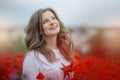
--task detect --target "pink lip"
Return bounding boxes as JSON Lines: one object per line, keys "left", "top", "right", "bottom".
{"left": 49, "top": 25, "right": 57, "bottom": 30}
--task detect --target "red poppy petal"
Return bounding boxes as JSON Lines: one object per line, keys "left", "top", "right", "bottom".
{"left": 36, "top": 72, "right": 44, "bottom": 79}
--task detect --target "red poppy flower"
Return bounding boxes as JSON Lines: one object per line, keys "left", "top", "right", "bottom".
{"left": 61, "top": 63, "right": 73, "bottom": 72}
{"left": 36, "top": 72, "right": 44, "bottom": 79}
{"left": 74, "top": 52, "right": 81, "bottom": 61}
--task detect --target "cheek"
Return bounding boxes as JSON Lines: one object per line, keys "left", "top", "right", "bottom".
{"left": 42, "top": 26, "right": 48, "bottom": 35}
{"left": 57, "top": 21, "right": 60, "bottom": 29}
{"left": 58, "top": 26, "right": 60, "bottom": 32}
{"left": 43, "top": 24, "right": 49, "bottom": 30}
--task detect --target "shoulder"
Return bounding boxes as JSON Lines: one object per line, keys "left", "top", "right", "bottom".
{"left": 24, "top": 50, "right": 48, "bottom": 64}
{"left": 23, "top": 50, "right": 35, "bottom": 65}
{"left": 24, "top": 50, "right": 35, "bottom": 60}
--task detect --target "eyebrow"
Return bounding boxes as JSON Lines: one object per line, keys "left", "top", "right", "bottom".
{"left": 43, "top": 15, "right": 55, "bottom": 20}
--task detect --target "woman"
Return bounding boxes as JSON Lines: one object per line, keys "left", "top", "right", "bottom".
{"left": 22, "top": 7, "right": 74, "bottom": 80}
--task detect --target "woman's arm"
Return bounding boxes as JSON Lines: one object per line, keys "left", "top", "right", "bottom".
{"left": 22, "top": 53, "right": 39, "bottom": 80}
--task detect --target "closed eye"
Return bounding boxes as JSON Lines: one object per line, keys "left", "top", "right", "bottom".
{"left": 51, "top": 16, "right": 56, "bottom": 20}
{"left": 43, "top": 19, "right": 49, "bottom": 24}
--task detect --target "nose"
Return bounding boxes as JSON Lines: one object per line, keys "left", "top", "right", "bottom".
{"left": 49, "top": 19, "right": 54, "bottom": 25}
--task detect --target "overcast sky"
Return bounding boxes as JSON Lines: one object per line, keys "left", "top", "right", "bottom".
{"left": 0, "top": 0, "right": 120, "bottom": 28}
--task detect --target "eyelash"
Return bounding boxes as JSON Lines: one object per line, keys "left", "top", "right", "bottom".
{"left": 52, "top": 16, "right": 56, "bottom": 19}
{"left": 43, "top": 19, "right": 49, "bottom": 24}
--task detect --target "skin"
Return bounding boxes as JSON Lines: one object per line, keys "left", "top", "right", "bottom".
{"left": 42, "top": 11, "right": 60, "bottom": 49}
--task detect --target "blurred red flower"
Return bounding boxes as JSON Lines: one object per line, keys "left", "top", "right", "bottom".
{"left": 0, "top": 52, "right": 120, "bottom": 80}
{"left": 0, "top": 53, "right": 25, "bottom": 80}
{"left": 62, "top": 52, "right": 120, "bottom": 80}
{"left": 36, "top": 72, "right": 44, "bottom": 80}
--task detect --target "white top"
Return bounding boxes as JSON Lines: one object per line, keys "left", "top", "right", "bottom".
{"left": 22, "top": 49, "right": 73, "bottom": 80}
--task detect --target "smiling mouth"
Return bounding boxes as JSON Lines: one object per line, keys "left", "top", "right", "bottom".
{"left": 49, "top": 25, "right": 57, "bottom": 30}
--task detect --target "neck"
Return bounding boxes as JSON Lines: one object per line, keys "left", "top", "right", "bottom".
{"left": 45, "top": 36, "right": 58, "bottom": 49}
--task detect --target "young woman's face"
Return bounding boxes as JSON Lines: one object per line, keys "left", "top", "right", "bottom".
{"left": 42, "top": 10, "right": 60, "bottom": 37}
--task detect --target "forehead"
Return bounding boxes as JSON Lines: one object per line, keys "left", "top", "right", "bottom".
{"left": 42, "top": 10, "right": 55, "bottom": 19}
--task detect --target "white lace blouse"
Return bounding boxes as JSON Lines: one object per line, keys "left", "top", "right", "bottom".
{"left": 22, "top": 49, "right": 73, "bottom": 80}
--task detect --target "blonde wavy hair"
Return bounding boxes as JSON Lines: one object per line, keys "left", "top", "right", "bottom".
{"left": 25, "top": 7, "right": 74, "bottom": 63}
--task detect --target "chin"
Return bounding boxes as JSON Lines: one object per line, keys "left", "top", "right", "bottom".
{"left": 46, "top": 28, "right": 60, "bottom": 36}
{"left": 48, "top": 31, "right": 59, "bottom": 36}
{"left": 52, "top": 31, "right": 59, "bottom": 35}
{"left": 52, "top": 29, "right": 60, "bottom": 34}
